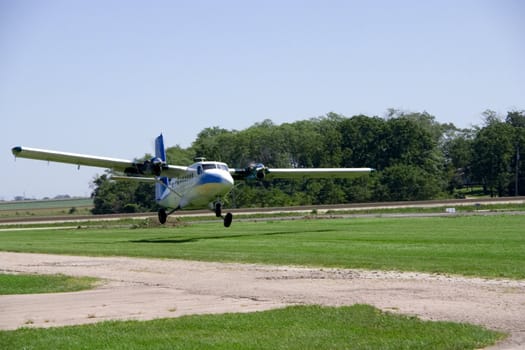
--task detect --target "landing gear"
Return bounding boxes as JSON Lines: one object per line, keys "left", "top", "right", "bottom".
{"left": 224, "top": 212, "right": 233, "bottom": 228}
{"left": 158, "top": 208, "right": 167, "bottom": 224}
{"left": 214, "top": 202, "right": 233, "bottom": 227}
{"left": 158, "top": 207, "right": 179, "bottom": 224}
{"left": 214, "top": 202, "right": 222, "bottom": 217}
{"left": 158, "top": 204, "right": 232, "bottom": 227}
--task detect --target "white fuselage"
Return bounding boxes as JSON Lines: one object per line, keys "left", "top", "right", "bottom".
{"left": 156, "top": 161, "right": 234, "bottom": 210}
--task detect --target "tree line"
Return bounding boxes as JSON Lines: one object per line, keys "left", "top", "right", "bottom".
{"left": 91, "top": 110, "right": 525, "bottom": 214}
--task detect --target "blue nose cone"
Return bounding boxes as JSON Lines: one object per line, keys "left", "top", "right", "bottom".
{"left": 199, "top": 170, "right": 234, "bottom": 187}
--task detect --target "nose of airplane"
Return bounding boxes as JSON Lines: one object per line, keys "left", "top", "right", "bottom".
{"left": 200, "top": 169, "right": 234, "bottom": 189}
{"left": 223, "top": 171, "right": 234, "bottom": 186}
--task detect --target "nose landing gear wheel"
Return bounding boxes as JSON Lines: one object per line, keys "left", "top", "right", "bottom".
{"left": 224, "top": 212, "right": 233, "bottom": 227}
{"left": 214, "top": 202, "right": 222, "bottom": 217}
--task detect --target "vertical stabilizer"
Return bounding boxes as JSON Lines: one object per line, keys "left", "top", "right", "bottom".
{"left": 155, "top": 134, "right": 168, "bottom": 201}
{"left": 155, "top": 134, "right": 166, "bottom": 162}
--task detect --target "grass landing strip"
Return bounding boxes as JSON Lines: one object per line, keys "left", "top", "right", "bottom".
{"left": 0, "top": 215, "right": 518, "bottom": 349}
{"left": 1, "top": 215, "right": 524, "bottom": 279}
{"left": 0, "top": 305, "right": 503, "bottom": 350}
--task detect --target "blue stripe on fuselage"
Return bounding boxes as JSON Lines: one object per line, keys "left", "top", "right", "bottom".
{"left": 197, "top": 171, "right": 229, "bottom": 186}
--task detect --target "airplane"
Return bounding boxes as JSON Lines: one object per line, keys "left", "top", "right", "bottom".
{"left": 11, "top": 134, "right": 373, "bottom": 227}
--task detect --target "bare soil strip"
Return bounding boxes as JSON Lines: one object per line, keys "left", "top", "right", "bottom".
{"left": 1, "top": 252, "right": 523, "bottom": 349}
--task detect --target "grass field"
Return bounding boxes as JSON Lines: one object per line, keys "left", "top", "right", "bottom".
{"left": 0, "top": 273, "right": 99, "bottom": 295}
{"left": 0, "top": 215, "right": 518, "bottom": 349}
{"left": 0, "top": 305, "right": 503, "bottom": 350}
{"left": 0, "top": 198, "right": 93, "bottom": 218}
{"left": 0, "top": 197, "right": 522, "bottom": 221}
{"left": 1, "top": 215, "right": 524, "bottom": 279}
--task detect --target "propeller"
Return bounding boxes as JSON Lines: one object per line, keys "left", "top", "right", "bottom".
{"left": 125, "top": 157, "right": 165, "bottom": 176}
{"left": 149, "top": 157, "right": 164, "bottom": 176}
{"left": 246, "top": 162, "right": 267, "bottom": 180}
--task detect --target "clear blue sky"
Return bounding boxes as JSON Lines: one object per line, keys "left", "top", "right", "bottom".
{"left": 1, "top": 0, "right": 523, "bottom": 200}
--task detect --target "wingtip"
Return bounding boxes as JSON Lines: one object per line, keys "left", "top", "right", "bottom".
{"left": 11, "top": 146, "right": 22, "bottom": 155}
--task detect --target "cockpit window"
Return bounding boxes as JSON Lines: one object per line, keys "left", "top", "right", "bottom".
{"left": 196, "top": 163, "right": 228, "bottom": 172}
{"left": 202, "top": 164, "right": 217, "bottom": 170}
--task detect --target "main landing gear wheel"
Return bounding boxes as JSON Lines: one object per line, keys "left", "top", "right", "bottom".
{"left": 214, "top": 202, "right": 233, "bottom": 227}
{"left": 224, "top": 212, "right": 233, "bottom": 228}
{"left": 158, "top": 208, "right": 167, "bottom": 224}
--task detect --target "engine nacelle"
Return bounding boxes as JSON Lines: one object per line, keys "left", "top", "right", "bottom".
{"left": 245, "top": 163, "right": 266, "bottom": 181}
{"left": 125, "top": 157, "right": 164, "bottom": 176}
{"left": 148, "top": 157, "right": 164, "bottom": 176}
{"left": 255, "top": 163, "right": 265, "bottom": 179}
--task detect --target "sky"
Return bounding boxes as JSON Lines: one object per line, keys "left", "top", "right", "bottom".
{"left": 1, "top": 0, "right": 524, "bottom": 200}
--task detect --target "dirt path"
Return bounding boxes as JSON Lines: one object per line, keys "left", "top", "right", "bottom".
{"left": 1, "top": 252, "right": 524, "bottom": 349}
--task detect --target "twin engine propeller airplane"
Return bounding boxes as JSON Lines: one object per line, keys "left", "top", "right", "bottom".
{"left": 11, "top": 134, "right": 373, "bottom": 227}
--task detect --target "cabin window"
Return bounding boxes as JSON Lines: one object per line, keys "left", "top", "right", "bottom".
{"left": 197, "top": 165, "right": 203, "bottom": 175}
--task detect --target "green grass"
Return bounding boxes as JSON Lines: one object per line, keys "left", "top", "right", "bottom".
{"left": 0, "top": 198, "right": 93, "bottom": 211}
{"left": 0, "top": 217, "right": 513, "bottom": 349}
{"left": 0, "top": 273, "right": 99, "bottom": 295}
{"left": 0, "top": 198, "right": 93, "bottom": 218}
{"left": 328, "top": 202, "right": 525, "bottom": 215}
{"left": 1, "top": 215, "right": 524, "bottom": 279}
{"left": 0, "top": 305, "right": 503, "bottom": 350}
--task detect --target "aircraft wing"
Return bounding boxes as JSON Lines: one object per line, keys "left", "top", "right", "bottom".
{"left": 11, "top": 146, "right": 188, "bottom": 178}
{"left": 230, "top": 165, "right": 374, "bottom": 181}
{"left": 265, "top": 167, "right": 374, "bottom": 179}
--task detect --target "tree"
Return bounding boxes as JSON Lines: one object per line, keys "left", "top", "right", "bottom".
{"left": 166, "top": 145, "right": 194, "bottom": 165}
{"left": 90, "top": 109, "right": 525, "bottom": 212}
{"left": 387, "top": 109, "right": 448, "bottom": 143}
{"left": 442, "top": 129, "right": 475, "bottom": 194}
{"left": 384, "top": 117, "right": 431, "bottom": 167}
{"left": 505, "top": 110, "right": 525, "bottom": 195}
{"left": 281, "top": 120, "right": 323, "bottom": 168}
{"left": 471, "top": 120, "right": 515, "bottom": 196}
{"left": 315, "top": 114, "right": 343, "bottom": 167}
{"left": 192, "top": 127, "right": 232, "bottom": 161}
{"left": 91, "top": 173, "right": 156, "bottom": 214}
{"left": 372, "top": 164, "right": 442, "bottom": 201}
{"left": 339, "top": 115, "right": 385, "bottom": 168}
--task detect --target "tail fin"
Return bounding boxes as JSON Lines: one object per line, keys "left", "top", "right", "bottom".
{"left": 155, "top": 134, "right": 168, "bottom": 202}
{"left": 155, "top": 134, "right": 166, "bottom": 162}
